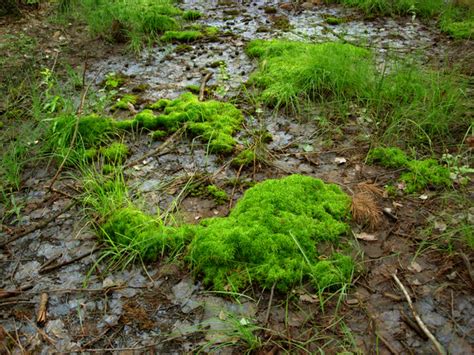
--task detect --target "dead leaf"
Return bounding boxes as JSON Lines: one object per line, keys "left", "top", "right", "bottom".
{"left": 434, "top": 221, "right": 447, "bottom": 232}
{"left": 299, "top": 294, "right": 319, "bottom": 304}
{"left": 219, "top": 310, "right": 227, "bottom": 321}
{"left": 335, "top": 157, "right": 347, "bottom": 165}
{"left": 419, "top": 194, "right": 428, "bottom": 200}
{"left": 354, "top": 232, "right": 378, "bottom": 241}
{"left": 408, "top": 261, "right": 423, "bottom": 273}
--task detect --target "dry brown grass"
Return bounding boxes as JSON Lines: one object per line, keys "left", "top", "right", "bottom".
{"left": 351, "top": 191, "right": 382, "bottom": 230}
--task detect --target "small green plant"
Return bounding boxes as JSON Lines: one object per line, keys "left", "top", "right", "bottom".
{"left": 188, "top": 175, "right": 353, "bottom": 292}
{"left": 146, "top": 93, "right": 243, "bottom": 153}
{"left": 232, "top": 149, "right": 256, "bottom": 167}
{"left": 182, "top": 10, "right": 202, "bottom": 21}
{"left": 440, "top": 5, "right": 474, "bottom": 39}
{"left": 206, "top": 185, "right": 228, "bottom": 204}
{"left": 100, "top": 142, "right": 129, "bottom": 163}
{"left": 366, "top": 147, "right": 410, "bottom": 168}
{"left": 111, "top": 94, "right": 137, "bottom": 111}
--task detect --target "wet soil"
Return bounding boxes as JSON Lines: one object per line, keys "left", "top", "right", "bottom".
{"left": 1, "top": 1, "right": 473, "bottom": 353}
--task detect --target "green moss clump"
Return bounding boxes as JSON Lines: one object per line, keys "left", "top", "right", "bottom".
{"left": 150, "top": 93, "right": 243, "bottom": 153}
{"left": 185, "top": 84, "right": 201, "bottom": 94}
{"left": 104, "top": 72, "right": 126, "bottom": 89}
{"left": 114, "top": 119, "right": 137, "bottom": 130}
{"left": 188, "top": 175, "right": 353, "bottom": 292}
{"left": 52, "top": 114, "right": 115, "bottom": 149}
{"left": 366, "top": 147, "right": 409, "bottom": 168}
{"left": 84, "top": 148, "right": 98, "bottom": 161}
{"left": 134, "top": 109, "right": 160, "bottom": 130}
{"left": 151, "top": 130, "right": 167, "bottom": 140}
{"left": 111, "top": 94, "right": 138, "bottom": 111}
{"left": 206, "top": 185, "right": 228, "bottom": 204}
{"left": 183, "top": 10, "right": 202, "bottom": 21}
{"left": 204, "top": 26, "right": 219, "bottom": 37}
{"left": 325, "top": 16, "right": 345, "bottom": 25}
{"left": 246, "top": 40, "right": 373, "bottom": 110}
{"left": 401, "top": 159, "right": 451, "bottom": 194}
{"left": 367, "top": 147, "right": 452, "bottom": 193}
{"left": 160, "top": 30, "right": 203, "bottom": 42}
{"left": 100, "top": 142, "right": 129, "bottom": 163}
{"left": 232, "top": 149, "right": 256, "bottom": 167}
{"left": 102, "top": 207, "right": 193, "bottom": 260}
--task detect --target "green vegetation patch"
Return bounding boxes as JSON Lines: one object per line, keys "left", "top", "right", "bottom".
{"left": 440, "top": 6, "right": 474, "bottom": 39}
{"left": 246, "top": 39, "right": 468, "bottom": 148}
{"left": 101, "top": 142, "right": 129, "bottom": 163}
{"left": 367, "top": 147, "right": 451, "bottom": 193}
{"left": 111, "top": 94, "right": 138, "bottom": 111}
{"left": 246, "top": 40, "right": 374, "bottom": 111}
{"left": 145, "top": 93, "right": 243, "bottom": 153}
{"left": 160, "top": 30, "right": 203, "bottom": 42}
{"left": 232, "top": 149, "right": 256, "bottom": 167}
{"left": 206, "top": 185, "right": 228, "bottom": 204}
{"left": 188, "top": 175, "right": 353, "bottom": 292}
{"left": 183, "top": 10, "right": 202, "bottom": 21}
{"left": 326, "top": 0, "right": 444, "bottom": 17}
{"left": 101, "top": 207, "right": 192, "bottom": 260}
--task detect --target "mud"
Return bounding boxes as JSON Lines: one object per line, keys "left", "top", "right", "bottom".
{"left": 1, "top": 1, "right": 473, "bottom": 354}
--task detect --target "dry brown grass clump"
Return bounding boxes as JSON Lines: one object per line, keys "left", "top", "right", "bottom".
{"left": 351, "top": 183, "right": 383, "bottom": 229}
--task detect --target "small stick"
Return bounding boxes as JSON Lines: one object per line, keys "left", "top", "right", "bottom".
{"left": 264, "top": 282, "right": 277, "bottom": 326}
{"left": 375, "top": 331, "right": 398, "bottom": 355}
{"left": 401, "top": 310, "right": 429, "bottom": 340}
{"left": 39, "top": 249, "right": 98, "bottom": 274}
{"left": 199, "top": 72, "right": 213, "bottom": 101}
{"left": 392, "top": 274, "right": 446, "bottom": 355}
{"left": 0, "top": 201, "right": 76, "bottom": 248}
{"left": 36, "top": 293, "right": 49, "bottom": 326}
{"left": 228, "top": 163, "right": 244, "bottom": 210}
{"left": 124, "top": 126, "right": 186, "bottom": 168}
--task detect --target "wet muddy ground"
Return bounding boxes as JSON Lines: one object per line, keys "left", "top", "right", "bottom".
{"left": 1, "top": 1, "right": 473, "bottom": 353}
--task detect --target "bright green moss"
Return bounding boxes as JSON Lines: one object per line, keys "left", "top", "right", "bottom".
{"left": 160, "top": 30, "right": 203, "bottom": 42}
{"left": 188, "top": 175, "right": 353, "bottom": 292}
{"left": 100, "top": 142, "right": 129, "bottom": 163}
{"left": 183, "top": 10, "right": 202, "bottom": 21}
{"left": 52, "top": 114, "right": 115, "bottom": 149}
{"left": 367, "top": 147, "right": 452, "bottom": 193}
{"left": 325, "top": 16, "right": 345, "bottom": 25}
{"left": 114, "top": 119, "right": 137, "bottom": 130}
{"left": 185, "top": 84, "right": 201, "bottom": 94}
{"left": 104, "top": 72, "right": 126, "bottom": 89}
{"left": 366, "top": 147, "right": 409, "bottom": 168}
{"left": 111, "top": 94, "right": 137, "bottom": 111}
{"left": 101, "top": 207, "right": 193, "bottom": 261}
{"left": 84, "top": 148, "right": 98, "bottom": 161}
{"left": 206, "top": 185, "right": 228, "bottom": 204}
{"left": 150, "top": 93, "right": 243, "bottom": 153}
{"left": 134, "top": 109, "right": 160, "bottom": 130}
{"left": 232, "top": 149, "right": 256, "bottom": 167}
{"left": 401, "top": 159, "right": 451, "bottom": 193}
{"left": 246, "top": 40, "right": 373, "bottom": 110}
{"left": 151, "top": 130, "right": 168, "bottom": 140}
{"left": 204, "top": 26, "right": 219, "bottom": 37}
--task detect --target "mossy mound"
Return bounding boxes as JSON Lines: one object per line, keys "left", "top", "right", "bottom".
{"left": 101, "top": 207, "right": 193, "bottom": 260}
{"left": 188, "top": 175, "right": 353, "bottom": 292}
{"left": 52, "top": 114, "right": 115, "bottom": 149}
{"left": 232, "top": 149, "right": 256, "bottom": 167}
{"left": 367, "top": 147, "right": 409, "bottom": 169}
{"left": 145, "top": 93, "right": 243, "bottom": 153}
{"left": 246, "top": 40, "right": 373, "bottom": 110}
{"left": 367, "top": 147, "right": 451, "bottom": 193}
{"left": 160, "top": 30, "right": 203, "bottom": 42}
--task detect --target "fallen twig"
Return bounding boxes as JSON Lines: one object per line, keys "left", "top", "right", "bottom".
{"left": 264, "top": 282, "right": 276, "bottom": 326}
{"left": 124, "top": 125, "right": 186, "bottom": 168}
{"left": 0, "top": 201, "right": 76, "bottom": 248}
{"left": 39, "top": 248, "right": 98, "bottom": 274}
{"left": 375, "top": 331, "right": 398, "bottom": 355}
{"left": 392, "top": 273, "right": 446, "bottom": 355}
{"left": 401, "top": 310, "right": 428, "bottom": 340}
{"left": 199, "top": 71, "right": 213, "bottom": 101}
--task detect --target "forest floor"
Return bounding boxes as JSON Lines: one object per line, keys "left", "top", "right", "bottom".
{"left": 1, "top": 1, "right": 473, "bottom": 353}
